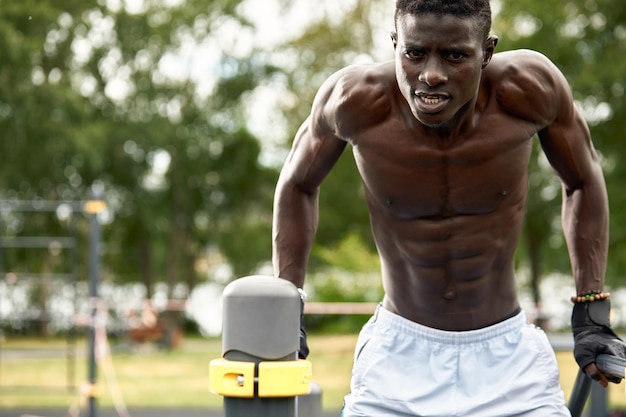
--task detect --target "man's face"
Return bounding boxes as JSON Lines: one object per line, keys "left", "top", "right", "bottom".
{"left": 393, "top": 13, "right": 494, "bottom": 128}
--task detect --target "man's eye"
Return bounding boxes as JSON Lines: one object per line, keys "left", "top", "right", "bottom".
{"left": 405, "top": 50, "right": 424, "bottom": 59}
{"left": 447, "top": 52, "right": 466, "bottom": 62}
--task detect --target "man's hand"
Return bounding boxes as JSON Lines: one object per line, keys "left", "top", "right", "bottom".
{"left": 298, "top": 289, "right": 310, "bottom": 359}
{"left": 575, "top": 330, "right": 625, "bottom": 386}
{"left": 572, "top": 299, "right": 626, "bottom": 386}
{"left": 299, "top": 323, "right": 309, "bottom": 359}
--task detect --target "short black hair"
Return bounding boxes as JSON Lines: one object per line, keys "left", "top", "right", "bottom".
{"left": 395, "top": 0, "right": 492, "bottom": 40}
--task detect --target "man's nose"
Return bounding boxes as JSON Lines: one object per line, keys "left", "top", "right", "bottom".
{"left": 418, "top": 58, "right": 447, "bottom": 86}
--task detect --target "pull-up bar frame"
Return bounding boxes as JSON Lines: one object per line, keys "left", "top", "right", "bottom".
{"left": 0, "top": 195, "right": 105, "bottom": 417}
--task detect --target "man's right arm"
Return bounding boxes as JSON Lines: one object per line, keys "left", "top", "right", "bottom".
{"left": 272, "top": 76, "right": 348, "bottom": 288}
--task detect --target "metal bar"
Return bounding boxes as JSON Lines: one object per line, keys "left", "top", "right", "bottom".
{"left": 568, "top": 354, "right": 626, "bottom": 417}
{"left": 0, "top": 271, "right": 2, "bottom": 389}
{"left": 568, "top": 369, "right": 592, "bottom": 417}
{"left": 303, "top": 302, "right": 378, "bottom": 315}
{"left": 87, "top": 203, "right": 101, "bottom": 417}
{"left": 0, "top": 200, "right": 83, "bottom": 213}
{"left": 596, "top": 354, "right": 626, "bottom": 379}
{"left": 590, "top": 382, "right": 608, "bottom": 417}
{"left": 0, "top": 272, "right": 75, "bottom": 280}
{"left": 67, "top": 214, "right": 78, "bottom": 391}
{"left": 0, "top": 385, "right": 78, "bottom": 394}
{"left": 0, "top": 240, "right": 3, "bottom": 388}
{"left": 0, "top": 236, "right": 76, "bottom": 248}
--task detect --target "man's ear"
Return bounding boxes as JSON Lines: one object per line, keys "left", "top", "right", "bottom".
{"left": 482, "top": 35, "right": 498, "bottom": 68}
{"left": 391, "top": 31, "right": 398, "bottom": 49}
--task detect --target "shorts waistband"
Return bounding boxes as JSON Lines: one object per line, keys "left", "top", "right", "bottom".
{"left": 373, "top": 305, "right": 527, "bottom": 345}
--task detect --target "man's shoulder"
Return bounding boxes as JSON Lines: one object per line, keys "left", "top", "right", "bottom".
{"left": 322, "top": 61, "right": 395, "bottom": 100}
{"left": 485, "top": 49, "right": 569, "bottom": 125}
{"left": 487, "top": 49, "right": 560, "bottom": 77}
{"left": 313, "top": 61, "right": 396, "bottom": 136}
{"left": 332, "top": 60, "right": 395, "bottom": 79}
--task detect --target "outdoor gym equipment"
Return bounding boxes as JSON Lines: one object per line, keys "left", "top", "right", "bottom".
{"left": 569, "top": 354, "right": 626, "bottom": 417}
{"left": 0, "top": 194, "right": 106, "bottom": 417}
{"left": 209, "top": 275, "right": 313, "bottom": 417}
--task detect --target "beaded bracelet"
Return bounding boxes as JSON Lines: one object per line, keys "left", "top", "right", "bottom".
{"left": 570, "top": 290, "right": 610, "bottom": 303}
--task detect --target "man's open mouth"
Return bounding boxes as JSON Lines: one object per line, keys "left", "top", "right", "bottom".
{"left": 421, "top": 95, "right": 444, "bottom": 104}
{"left": 416, "top": 92, "right": 449, "bottom": 102}
{"left": 414, "top": 92, "right": 450, "bottom": 113}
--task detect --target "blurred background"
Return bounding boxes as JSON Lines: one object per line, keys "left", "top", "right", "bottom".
{"left": 1, "top": 0, "right": 626, "bottom": 412}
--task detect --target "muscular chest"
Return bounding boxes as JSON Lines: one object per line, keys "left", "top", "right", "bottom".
{"left": 352, "top": 118, "right": 535, "bottom": 219}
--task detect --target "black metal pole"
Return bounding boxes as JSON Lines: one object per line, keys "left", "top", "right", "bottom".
{"left": 67, "top": 214, "right": 78, "bottom": 391}
{"left": 87, "top": 196, "right": 102, "bottom": 417}
{"left": 0, "top": 242, "right": 3, "bottom": 388}
{"left": 589, "top": 381, "right": 608, "bottom": 417}
{"left": 568, "top": 369, "right": 591, "bottom": 417}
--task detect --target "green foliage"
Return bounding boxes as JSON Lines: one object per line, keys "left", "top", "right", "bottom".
{"left": 310, "top": 270, "right": 383, "bottom": 304}
{"left": 306, "top": 234, "right": 383, "bottom": 333}
{"left": 273, "top": 2, "right": 390, "bottom": 274}
{"left": 306, "top": 269, "right": 383, "bottom": 333}
{"left": 2, "top": 0, "right": 625, "bottom": 307}
{"left": 496, "top": 0, "right": 626, "bottom": 288}
{"left": 314, "top": 232, "right": 380, "bottom": 274}
{"left": 0, "top": 0, "right": 277, "bottom": 295}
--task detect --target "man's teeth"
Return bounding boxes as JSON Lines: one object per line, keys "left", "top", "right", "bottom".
{"left": 421, "top": 96, "right": 442, "bottom": 104}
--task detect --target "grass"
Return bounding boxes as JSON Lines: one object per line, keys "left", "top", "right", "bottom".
{"left": 0, "top": 336, "right": 223, "bottom": 409}
{"left": 0, "top": 334, "right": 625, "bottom": 411}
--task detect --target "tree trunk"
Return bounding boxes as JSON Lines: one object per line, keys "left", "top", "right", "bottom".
{"left": 139, "top": 234, "right": 153, "bottom": 299}
{"left": 527, "top": 231, "right": 547, "bottom": 329}
{"left": 184, "top": 249, "right": 196, "bottom": 294}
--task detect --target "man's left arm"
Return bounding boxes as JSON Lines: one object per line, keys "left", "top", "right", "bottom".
{"left": 537, "top": 60, "right": 625, "bottom": 386}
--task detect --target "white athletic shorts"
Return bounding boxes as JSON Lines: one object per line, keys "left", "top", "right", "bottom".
{"left": 341, "top": 306, "right": 571, "bottom": 417}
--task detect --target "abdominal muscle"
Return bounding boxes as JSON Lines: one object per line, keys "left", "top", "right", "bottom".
{"left": 372, "top": 209, "right": 523, "bottom": 331}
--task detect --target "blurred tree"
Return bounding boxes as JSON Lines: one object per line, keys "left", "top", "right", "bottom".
{"left": 0, "top": 1, "right": 105, "bottom": 334}
{"left": 2, "top": 0, "right": 624, "bottom": 312}
{"left": 0, "top": 0, "right": 279, "bottom": 298}
{"left": 266, "top": 1, "right": 393, "bottom": 271}
{"left": 0, "top": 1, "right": 103, "bottom": 197}
{"left": 495, "top": 0, "right": 626, "bottom": 303}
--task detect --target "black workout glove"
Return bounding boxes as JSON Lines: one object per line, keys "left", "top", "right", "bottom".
{"left": 298, "top": 289, "right": 310, "bottom": 359}
{"left": 572, "top": 299, "right": 626, "bottom": 383}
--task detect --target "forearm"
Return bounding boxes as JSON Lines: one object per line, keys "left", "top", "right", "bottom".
{"left": 272, "top": 179, "right": 319, "bottom": 288}
{"left": 562, "top": 172, "right": 609, "bottom": 293}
